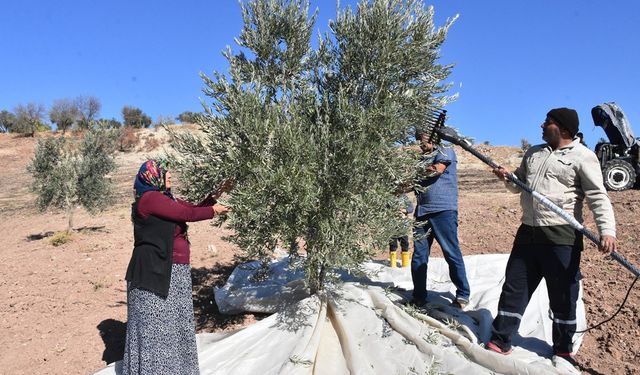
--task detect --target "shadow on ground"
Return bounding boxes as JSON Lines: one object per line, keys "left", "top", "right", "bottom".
{"left": 26, "top": 231, "right": 55, "bottom": 241}
{"left": 192, "top": 263, "right": 269, "bottom": 331}
{"left": 26, "top": 226, "right": 107, "bottom": 241}
{"left": 97, "top": 319, "right": 126, "bottom": 365}
{"left": 578, "top": 367, "right": 605, "bottom": 375}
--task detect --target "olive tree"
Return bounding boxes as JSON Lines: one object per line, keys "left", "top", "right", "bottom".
{"left": 49, "top": 98, "right": 80, "bottom": 134}
{"left": 122, "top": 106, "right": 152, "bottom": 128}
{"left": 176, "top": 111, "right": 201, "bottom": 124}
{"left": 27, "top": 128, "right": 119, "bottom": 233}
{"left": 169, "top": 0, "right": 456, "bottom": 293}
{"left": 76, "top": 95, "right": 102, "bottom": 130}
{"left": 0, "top": 110, "right": 17, "bottom": 133}
{"left": 14, "top": 103, "right": 47, "bottom": 136}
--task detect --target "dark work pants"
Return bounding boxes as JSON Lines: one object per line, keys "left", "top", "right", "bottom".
{"left": 389, "top": 235, "right": 409, "bottom": 252}
{"left": 491, "top": 243, "right": 581, "bottom": 354}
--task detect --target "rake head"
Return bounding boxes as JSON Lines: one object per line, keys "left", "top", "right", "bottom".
{"left": 416, "top": 109, "right": 470, "bottom": 147}
{"left": 416, "top": 109, "right": 447, "bottom": 145}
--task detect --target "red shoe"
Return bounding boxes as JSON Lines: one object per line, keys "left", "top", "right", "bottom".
{"left": 486, "top": 341, "right": 513, "bottom": 355}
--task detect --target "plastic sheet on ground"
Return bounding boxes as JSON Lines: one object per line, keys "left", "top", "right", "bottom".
{"left": 94, "top": 254, "right": 585, "bottom": 375}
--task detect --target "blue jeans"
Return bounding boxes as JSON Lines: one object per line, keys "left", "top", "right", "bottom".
{"left": 411, "top": 210, "right": 470, "bottom": 301}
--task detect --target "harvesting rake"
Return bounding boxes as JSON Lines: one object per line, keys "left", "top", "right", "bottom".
{"left": 420, "top": 109, "right": 640, "bottom": 278}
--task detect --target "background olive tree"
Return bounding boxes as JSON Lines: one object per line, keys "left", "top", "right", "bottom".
{"left": 0, "top": 110, "right": 17, "bottom": 133}
{"left": 49, "top": 98, "right": 80, "bottom": 134}
{"left": 76, "top": 95, "right": 102, "bottom": 130}
{"left": 122, "top": 106, "right": 152, "bottom": 128}
{"left": 169, "top": 0, "right": 456, "bottom": 293}
{"left": 176, "top": 111, "right": 201, "bottom": 124}
{"left": 14, "top": 103, "right": 48, "bottom": 136}
{"left": 27, "top": 128, "right": 119, "bottom": 233}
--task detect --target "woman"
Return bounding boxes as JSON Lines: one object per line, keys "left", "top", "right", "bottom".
{"left": 123, "top": 159, "right": 230, "bottom": 375}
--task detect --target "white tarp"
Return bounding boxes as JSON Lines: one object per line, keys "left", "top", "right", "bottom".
{"left": 94, "top": 254, "right": 585, "bottom": 375}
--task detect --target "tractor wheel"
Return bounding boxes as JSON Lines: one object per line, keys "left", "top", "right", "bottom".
{"left": 602, "top": 159, "right": 636, "bottom": 191}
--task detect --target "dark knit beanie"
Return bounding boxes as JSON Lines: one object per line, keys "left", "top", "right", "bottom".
{"left": 547, "top": 108, "right": 579, "bottom": 137}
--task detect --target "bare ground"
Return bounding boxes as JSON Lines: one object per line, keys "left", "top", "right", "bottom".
{"left": 0, "top": 134, "right": 638, "bottom": 374}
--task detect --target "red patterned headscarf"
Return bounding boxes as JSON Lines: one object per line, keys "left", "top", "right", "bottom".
{"left": 133, "top": 159, "right": 173, "bottom": 200}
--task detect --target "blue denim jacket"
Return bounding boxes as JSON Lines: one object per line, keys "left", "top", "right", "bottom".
{"left": 415, "top": 146, "right": 458, "bottom": 217}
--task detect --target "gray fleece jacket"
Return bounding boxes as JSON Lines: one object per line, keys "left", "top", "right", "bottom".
{"left": 507, "top": 138, "right": 616, "bottom": 238}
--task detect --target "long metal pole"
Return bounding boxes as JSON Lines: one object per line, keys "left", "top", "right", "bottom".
{"left": 438, "top": 128, "right": 640, "bottom": 278}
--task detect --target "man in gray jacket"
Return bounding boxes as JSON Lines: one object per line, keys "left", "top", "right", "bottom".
{"left": 487, "top": 108, "right": 616, "bottom": 367}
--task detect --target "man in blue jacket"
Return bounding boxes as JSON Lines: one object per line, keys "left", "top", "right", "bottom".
{"left": 411, "top": 130, "right": 470, "bottom": 308}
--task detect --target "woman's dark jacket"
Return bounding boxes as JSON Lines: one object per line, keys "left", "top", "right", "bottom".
{"left": 125, "top": 192, "right": 215, "bottom": 298}
{"left": 125, "top": 200, "right": 177, "bottom": 298}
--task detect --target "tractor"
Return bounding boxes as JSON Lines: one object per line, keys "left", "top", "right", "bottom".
{"left": 592, "top": 102, "right": 640, "bottom": 191}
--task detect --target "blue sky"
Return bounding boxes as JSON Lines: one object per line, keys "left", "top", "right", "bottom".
{"left": 1, "top": 0, "right": 638, "bottom": 146}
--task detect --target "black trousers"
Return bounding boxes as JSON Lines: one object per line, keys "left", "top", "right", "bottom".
{"left": 491, "top": 243, "right": 581, "bottom": 354}
{"left": 389, "top": 235, "right": 409, "bottom": 252}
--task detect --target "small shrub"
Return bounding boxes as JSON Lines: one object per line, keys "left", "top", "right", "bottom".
{"left": 50, "top": 231, "right": 73, "bottom": 246}
{"left": 90, "top": 279, "right": 111, "bottom": 291}
{"left": 144, "top": 136, "right": 161, "bottom": 151}
{"left": 154, "top": 115, "right": 175, "bottom": 128}
{"left": 96, "top": 118, "right": 122, "bottom": 129}
{"left": 119, "top": 127, "right": 140, "bottom": 152}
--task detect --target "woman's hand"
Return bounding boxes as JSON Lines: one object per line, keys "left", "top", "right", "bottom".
{"left": 213, "top": 203, "right": 230, "bottom": 216}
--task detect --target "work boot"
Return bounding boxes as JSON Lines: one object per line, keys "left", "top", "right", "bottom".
{"left": 450, "top": 297, "right": 469, "bottom": 310}
{"left": 389, "top": 251, "right": 398, "bottom": 268}
{"left": 401, "top": 251, "right": 411, "bottom": 268}
{"left": 403, "top": 298, "right": 426, "bottom": 308}
{"left": 552, "top": 354, "right": 579, "bottom": 374}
